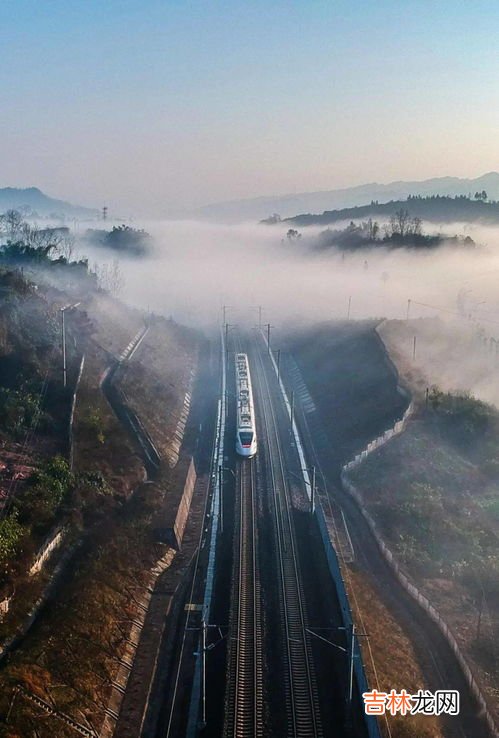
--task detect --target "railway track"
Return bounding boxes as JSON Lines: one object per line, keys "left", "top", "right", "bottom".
{"left": 252, "top": 337, "right": 323, "bottom": 738}
{"left": 223, "top": 457, "right": 264, "bottom": 738}
{"left": 224, "top": 331, "right": 322, "bottom": 737}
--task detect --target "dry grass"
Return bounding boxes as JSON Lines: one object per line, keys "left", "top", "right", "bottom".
{"left": 119, "top": 317, "right": 199, "bottom": 458}
{"left": 351, "top": 320, "right": 499, "bottom": 723}
{"left": 0, "top": 485, "right": 171, "bottom": 736}
{"left": 345, "top": 567, "right": 443, "bottom": 738}
{"left": 81, "top": 293, "right": 144, "bottom": 359}
{"left": 72, "top": 346, "right": 144, "bottom": 499}
{"left": 0, "top": 289, "right": 199, "bottom": 736}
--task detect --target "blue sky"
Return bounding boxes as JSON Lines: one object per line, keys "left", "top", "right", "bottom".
{"left": 1, "top": 0, "right": 498, "bottom": 214}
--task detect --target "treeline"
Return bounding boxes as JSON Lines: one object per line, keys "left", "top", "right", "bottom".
{"left": 0, "top": 210, "right": 124, "bottom": 294}
{"left": 83, "top": 224, "right": 153, "bottom": 257}
{"left": 286, "top": 210, "right": 475, "bottom": 251}
{"left": 0, "top": 208, "right": 89, "bottom": 277}
{"left": 272, "top": 194, "right": 499, "bottom": 227}
{"left": 0, "top": 209, "right": 76, "bottom": 261}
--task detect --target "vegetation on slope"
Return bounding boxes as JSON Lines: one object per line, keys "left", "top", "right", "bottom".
{"left": 275, "top": 193, "right": 499, "bottom": 228}
{"left": 283, "top": 208, "right": 475, "bottom": 252}
{"left": 83, "top": 224, "right": 153, "bottom": 257}
{"left": 345, "top": 568, "right": 442, "bottom": 738}
{"left": 0, "top": 210, "right": 198, "bottom": 735}
{"left": 350, "top": 390, "right": 499, "bottom": 717}
{"left": 0, "top": 483, "right": 172, "bottom": 737}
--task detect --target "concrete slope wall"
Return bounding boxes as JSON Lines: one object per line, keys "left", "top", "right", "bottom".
{"left": 341, "top": 329, "right": 499, "bottom": 738}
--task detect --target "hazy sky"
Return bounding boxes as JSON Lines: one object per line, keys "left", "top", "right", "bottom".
{"left": 1, "top": 0, "right": 498, "bottom": 215}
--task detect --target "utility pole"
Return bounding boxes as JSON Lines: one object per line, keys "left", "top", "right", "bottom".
{"left": 225, "top": 322, "right": 233, "bottom": 364}
{"left": 406, "top": 298, "right": 411, "bottom": 321}
{"left": 413, "top": 334, "right": 417, "bottom": 360}
{"left": 305, "top": 623, "right": 367, "bottom": 721}
{"left": 265, "top": 323, "right": 271, "bottom": 354}
{"left": 347, "top": 295, "right": 352, "bottom": 321}
{"left": 222, "top": 305, "right": 235, "bottom": 328}
{"left": 218, "top": 465, "right": 224, "bottom": 534}
{"left": 6, "top": 686, "right": 19, "bottom": 724}
{"left": 219, "top": 467, "right": 235, "bottom": 535}
{"left": 348, "top": 623, "right": 356, "bottom": 711}
{"left": 201, "top": 615, "right": 207, "bottom": 727}
{"left": 102, "top": 205, "right": 108, "bottom": 221}
{"left": 61, "top": 308, "right": 67, "bottom": 388}
{"left": 185, "top": 615, "right": 224, "bottom": 734}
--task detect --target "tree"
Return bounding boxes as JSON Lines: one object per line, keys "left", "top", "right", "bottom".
{"left": 104, "top": 225, "right": 152, "bottom": 256}
{"left": 55, "top": 231, "right": 75, "bottom": 261}
{"left": 93, "top": 259, "right": 124, "bottom": 295}
{"left": 389, "top": 209, "right": 411, "bottom": 238}
{"left": 411, "top": 216, "right": 422, "bottom": 236}
{"left": 366, "top": 218, "right": 379, "bottom": 241}
{"left": 0, "top": 209, "right": 23, "bottom": 239}
{"left": 264, "top": 213, "right": 281, "bottom": 224}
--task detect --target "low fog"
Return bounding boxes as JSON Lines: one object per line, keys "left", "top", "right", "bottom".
{"left": 76, "top": 218, "right": 499, "bottom": 406}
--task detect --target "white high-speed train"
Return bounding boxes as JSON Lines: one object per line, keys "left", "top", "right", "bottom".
{"left": 235, "top": 353, "right": 257, "bottom": 458}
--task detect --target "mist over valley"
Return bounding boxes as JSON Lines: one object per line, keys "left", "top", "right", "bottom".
{"left": 1, "top": 3, "right": 498, "bottom": 735}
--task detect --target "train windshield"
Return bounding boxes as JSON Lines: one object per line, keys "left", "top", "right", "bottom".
{"left": 239, "top": 431, "right": 253, "bottom": 446}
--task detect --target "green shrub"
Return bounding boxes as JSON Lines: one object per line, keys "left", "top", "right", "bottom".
{"left": 0, "top": 387, "right": 40, "bottom": 437}
{"left": 17, "top": 456, "right": 74, "bottom": 530}
{"left": 0, "top": 513, "right": 25, "bottom": 564}
{"left": 83, "top": 409, "right": 105, "bottom": 444}
{"left": 429, "top": 389, "right": 495, "bottom": 449}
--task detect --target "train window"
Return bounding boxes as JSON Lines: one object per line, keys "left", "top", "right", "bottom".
{"left": 239, "top": 431, "right": 253, "bottom": 446}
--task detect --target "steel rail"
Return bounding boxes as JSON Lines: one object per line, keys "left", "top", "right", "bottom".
{"left": 164, "top": 333, "right": 224, "bottom": 738}
{"left": 252, "top": 336, "right": 322, "bottom": 738}
{"left": 224, "top": 340, "right": 263, "bottom": 738}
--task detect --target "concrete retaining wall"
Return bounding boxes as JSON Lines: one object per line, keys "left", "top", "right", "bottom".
{"left": 29, "top": 527, "right": 66, "bottom": 576}
{"left": 165, "top": 387, "right": 192, "bottom": 469}
{"left": 343, "top": 399, "right": 414, "bottom": 474}
{"left": 0, "top": 597, "right": 10, "bottom": 619}
{"left": 0, "top": 540, "right": 82, "bottom": 663}
{"left": 69, "top": 354, "right": 85, "bottom": 470}
{"left": 340, "top": 365, "right": 499, "bottom": 738}
{"left": 172, "top": 458, "right": 196, "bottom": 549}
{"left": 102, "top": 458, "right": 199, "bottom": 734}
{"left": 314, "top": 503, "right": 380, "bottom": 738}
{"left": 99, "top": 547, "right": 176, "bottom": 738}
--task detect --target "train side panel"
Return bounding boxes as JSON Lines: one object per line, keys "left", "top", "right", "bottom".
{"left": 235, "top": 352, "right": 257, "bottom": 458}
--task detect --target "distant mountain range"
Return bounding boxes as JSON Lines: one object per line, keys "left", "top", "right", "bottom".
{"left": 0, "top": 187, "right": 99, "bottom": 219}
{"left": 193, "top": 172, "right": 499, "bottom": 223}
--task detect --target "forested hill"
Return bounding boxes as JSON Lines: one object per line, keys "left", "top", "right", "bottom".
{"left": 276, "top": 195, "right": 499, "bottom": 227}
{"left": 0, "top": 187, "right": 98, "bottom": 218}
